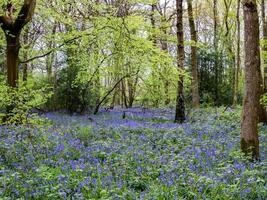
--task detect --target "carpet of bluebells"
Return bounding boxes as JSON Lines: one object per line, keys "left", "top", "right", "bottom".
{"left": 0, "top": 107, "right": 266, "bottom": 199}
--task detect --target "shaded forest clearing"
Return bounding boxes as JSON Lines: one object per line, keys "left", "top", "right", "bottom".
{"left": 0, "top": 108, "right": 266, "bottom": 199}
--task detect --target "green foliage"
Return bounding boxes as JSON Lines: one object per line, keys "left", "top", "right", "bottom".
{"left": 76, "top": 126, "right": 93, "bottom": 146}
{"left": 0, "top": 78, "right": 53, "bottom": 125}
{"left": 261, "top": 93, "right": 267, "bottom": 108}
{"left": 56, "top": 64, "right": 97, "bottom": 114}
{"left": 198, "top": 48, "right": 240, "bottom": 106}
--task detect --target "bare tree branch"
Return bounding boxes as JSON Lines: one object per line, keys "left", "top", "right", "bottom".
{"left": 94, "top": 71, "right": 139, "bottom": 115}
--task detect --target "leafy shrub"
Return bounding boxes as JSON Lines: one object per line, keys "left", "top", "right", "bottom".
{"left": 55, "top": 66, "right": 98, "bottom": 114}
{"left": 0, "top": 79, "right": 53, "bottom": 125}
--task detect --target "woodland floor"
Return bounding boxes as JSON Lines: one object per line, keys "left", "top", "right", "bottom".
{"left": 0, "top": 107, "right": 266, "bottom": 199}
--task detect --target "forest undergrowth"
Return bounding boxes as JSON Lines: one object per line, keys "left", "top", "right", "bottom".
{"left": 0, "top": 107, "right": 266, "bottom": 199}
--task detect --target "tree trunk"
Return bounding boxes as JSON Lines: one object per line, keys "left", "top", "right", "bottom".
{"left": 223, "top": 0, "right": 237, "bottom": 107}
{"left": 160, "top": 26, "right": 171, "bottom": 106}
{"left": 233, "top": 0, "right": 241, "bottom": 106}
{"left": 121, "top": 80, "right": 128, "bottom": 108}
{"left": 150, "top": 3, "right": 160, "bottom": 107}
{"left": 213, "top": 0, "right": 219, "bottom": 106}
{"left": 187, "top": 0, "right": 200, "bottom": 108}
{"left": 0, "top": 0, "right": 37, "bottom": 87}
{"left": 22, "top": 26, "right": 30, "bottom": 82}
{"left": 127, "top": 68, "right": 139, "bottom": 108}
{"left": 262, "top": 0, "right": 267, "bottom": 92}
{"left": 241, "top": 0, "right": 262, "bottom": 160}
{"left": 6, "top": 34, "right": 20, "bottom": 87}
{"left": 174, "top": 0, "right": 186, "bottom": 123}
{"left": 46, "top": 23, "right": 57, "bottom": 78}
{"left": 259, "top": 0, "right": 267, "bottom": 122}
{"left": 260, "top": 0, "right": 267, "bottom": 120}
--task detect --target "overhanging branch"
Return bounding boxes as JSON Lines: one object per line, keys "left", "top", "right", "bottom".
{"left": 20, "top": 34, "right": 96, "bottom": 64}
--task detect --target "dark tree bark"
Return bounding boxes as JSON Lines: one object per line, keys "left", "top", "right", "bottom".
{"left": 233, "top": 0, "right": 241, "bottom": 106}
{"left": 0, "top": 0, "right": 36, "bottom": 87}
{"left": 187, "top": 0, "right": 200, "bottom": 108}
{"left": 241, "top": 0, "right": 262, "bottom": 160}
{"left": 174, "top": 0, "right": 186, "bottom": 123}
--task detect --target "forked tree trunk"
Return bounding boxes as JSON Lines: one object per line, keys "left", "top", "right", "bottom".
{"left": 187, "top": 0, "right": 200, "bottom": 108}
{"left": 0, "top": 0, "right": 37, "bottom": 87}
{"left": 241, "top": 0, "right": 262, "bottom": 160}
{"left": 174, "top": 0, "right": 186, "bottom": 123}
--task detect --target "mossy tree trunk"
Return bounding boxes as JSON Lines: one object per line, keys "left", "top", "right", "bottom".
{"left": 241, "top": 0, "right": 262, "bottom": 160}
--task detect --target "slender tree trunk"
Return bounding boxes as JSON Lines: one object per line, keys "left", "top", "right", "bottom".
{"left": 121, "top": 80, "right": 128, "bottom": 108}
{"left": 22, "top": 26, "right": 29, "bottom": 82}
{"left": 160, "top": 27, "right": 171, "bottom": 106}
{"left": 127, "top": 69, "right": 139, "bottom": 108}
{"left": 258, "top": 0, "right": 267, "bottom": 123}
{"left": 127, "top": 79, "right": 134, "bottom": 107}
{"left": 150, "top": 3, "right": 160, "bottom": 107}
{"left": 262, "top": 0, "right": 267, "bottom": 93}
{"left": 213, "top": 0, "right": 219, "bottom": 106}
{"left": 187, "top": 0, "right": 200, "bottom": 108}
{"left": 174, "top": 0, "right": 186, "bottom": 123}
{"left": 233, "top": 0, "right": 241, "bottom": 106}
{"left": 223, "top": 0, "right": 237, "bottom": 106}
{"left": 94, "top": 49, "right": 101, "bottom": 107}
{"left": 160, "top": 26, "right": 171, "bottom": 106}
{"left": 46, "top": 23, "right": 57, "bottom": 78}
{"left": 241, "top": 0, "right": 262, "bottom": 160}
